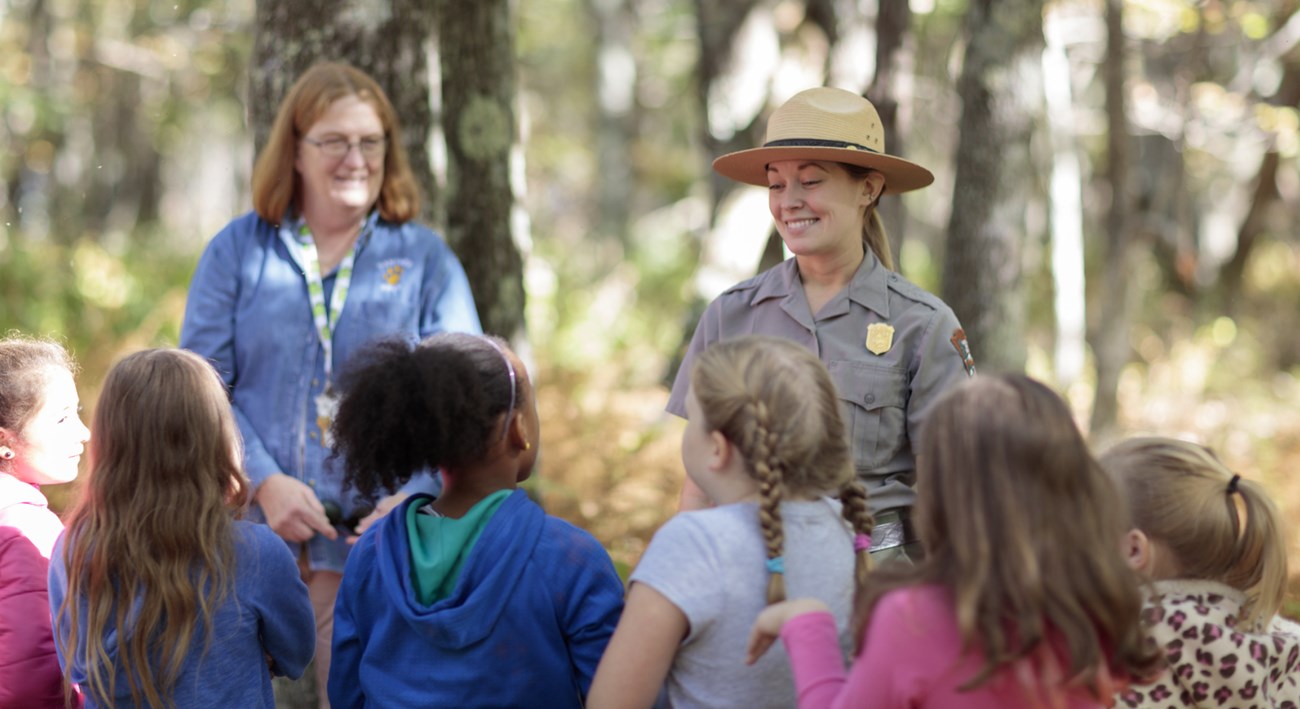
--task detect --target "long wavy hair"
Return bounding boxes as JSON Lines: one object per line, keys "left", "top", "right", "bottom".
{"left": 856, "top": 374, "right": 1161, "bottom": 700}
{"left": 1100, "top": 437, "right": 1288, "bottom": 631}
{"left": 691, "top": 336, "right": 873, "bottom": 606}
{"left": 57, "top": 349, "right": 250, "bottom": 708}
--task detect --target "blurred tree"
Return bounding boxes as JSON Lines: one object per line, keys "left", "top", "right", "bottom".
{"left": 867, "top": 0, "right": 914, "bottom": 265}
{"left": 941, "top": 0, "right": 1044, "bottom": 375}
{"left": 1090, "top": 0, "right": 1133, "bottom": 437}
{"left": 588, "top": 0, "right": 638, "bottom": 249}
{"left": 1221, "top": 1, "right": 1300, "bottom": 302}
{"left": 439, "top": 0, "right": 525, "bottom": 339}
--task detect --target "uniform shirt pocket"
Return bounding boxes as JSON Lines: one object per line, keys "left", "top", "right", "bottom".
{"left": 827, "top": 361, "right": 909, "bottom": 472}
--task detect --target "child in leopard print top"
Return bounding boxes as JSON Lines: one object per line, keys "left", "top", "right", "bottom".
{"left": 1101, "top": 437, "right": 1299, "bottom": 709}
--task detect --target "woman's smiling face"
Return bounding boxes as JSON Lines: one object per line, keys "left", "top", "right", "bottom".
{"left": 295, "top": 94, "right": 387, "bottom": 224}
{"left": 766, "top": 160, "right": 873, "bottom": 260}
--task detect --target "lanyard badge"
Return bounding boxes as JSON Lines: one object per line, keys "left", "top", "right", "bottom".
{"left": 279, "top": 213, "right": 375, "bottom": 447}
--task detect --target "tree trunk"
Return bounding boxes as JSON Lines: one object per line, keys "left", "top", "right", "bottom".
{"left": 940, "top": 0, "right": 1043, "bottom": 375}
{"left": 1220, "top": 49, "right": 1300, "bottom": 300}
{"left": 1043, "top": 8, "right": 1086, "bottom": 387}
{"left": 868, "top": 0, "right": 914, "bottom": 266}
{"left": 586, "top": 0, "right": 637, "bottom": 249}
{"left": 1089, "top": 0, "right": 1130, "bottom": 438}
{"left": 438, "top": 0, "right": 524, "bottom": 339}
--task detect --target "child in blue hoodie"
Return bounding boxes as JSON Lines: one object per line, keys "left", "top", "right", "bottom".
{"left": 327, "top": 333, "right": 624, "bottom": 708}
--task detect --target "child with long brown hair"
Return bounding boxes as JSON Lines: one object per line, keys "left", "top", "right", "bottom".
{"left": 1100, "top": 437, "right": 1298, "bottom": 707}
{"left": 49, "top": 348, "right": 315, "bottom": 708}
{"left": 588, "top": 335, "right": 875, "bottom": 709}
{"left": 0, "top": 336, "right": 87, "bottom": 708}
{"left": 747, "top": 374, "right": 1161, "bottom": 708}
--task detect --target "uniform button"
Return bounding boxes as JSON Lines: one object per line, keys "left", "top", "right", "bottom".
{"left": 864, "top": 393, "right": 876, "bottom": 405}
{"left": 312, "top": 378, "right": 319, "bottom": 387}
{"left": 309, "top": 431, "right": 318, "bottom": 440}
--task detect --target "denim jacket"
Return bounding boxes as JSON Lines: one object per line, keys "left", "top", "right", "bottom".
{"left": 181, "top": 211, "right": 482, "bottom": 572}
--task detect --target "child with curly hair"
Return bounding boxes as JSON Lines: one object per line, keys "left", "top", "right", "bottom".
{"left": 327, "top": 333, "right": 624, "bottom": 708}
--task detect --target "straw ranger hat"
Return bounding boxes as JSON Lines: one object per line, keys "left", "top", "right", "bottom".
{"left": 712, "top": 87, "right": 934, "bottom": 194}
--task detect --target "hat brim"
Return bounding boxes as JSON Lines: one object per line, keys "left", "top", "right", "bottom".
{"left": 712, "top": 146, "right": 934, "bottom": 194}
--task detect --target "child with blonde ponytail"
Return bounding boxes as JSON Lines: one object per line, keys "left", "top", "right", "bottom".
{"left": 588, "top": 335, "right": 874, "bottom": 709}
{"left": 1100, "top": 437, "right": 1299, "bottom": 708}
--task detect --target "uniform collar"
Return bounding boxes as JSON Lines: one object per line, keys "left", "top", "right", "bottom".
{"left": 845, "top": 249, "right": 890, "bottom": 318}
{"left": 749, "top": 248, "right": 891, "bottom": 319}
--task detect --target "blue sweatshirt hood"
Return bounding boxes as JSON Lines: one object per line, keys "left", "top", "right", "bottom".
{"left": 373, "top": 489, "right": 543, "bottom": 650}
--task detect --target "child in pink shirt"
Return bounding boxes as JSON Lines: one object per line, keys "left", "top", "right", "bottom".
{"left": 748, "top": 374, "right": 1161, "bottom": 708}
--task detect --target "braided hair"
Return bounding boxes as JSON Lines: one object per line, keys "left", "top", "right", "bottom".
{"left": 691, "top": 336, "right": 872, "bottom": 605}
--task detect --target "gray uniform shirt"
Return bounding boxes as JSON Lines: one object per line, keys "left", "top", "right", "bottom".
{"left": 667, "top": 251, "right": 974, "bottom": 514}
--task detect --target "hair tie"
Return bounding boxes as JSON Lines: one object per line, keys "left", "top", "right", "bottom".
{"left": 853, "top": 533, "right": 872, "bottom": 553}
{"left": 765, "top": 556, "right": 785, "bottom": 575}
{"left": 1227, "top": 474, "right": 1241, "bottom": 495}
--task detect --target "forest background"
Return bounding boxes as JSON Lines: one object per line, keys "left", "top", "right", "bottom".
{"left": 2, "top": 0, "right": 1298, "bottom": 625}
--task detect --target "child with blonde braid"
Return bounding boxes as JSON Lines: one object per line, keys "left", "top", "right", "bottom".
{"left": 588, "top": 335, "right": 875, "bottom": 709}
{"left": 1100, "top": 437, "right": 1299, "bottom": 708}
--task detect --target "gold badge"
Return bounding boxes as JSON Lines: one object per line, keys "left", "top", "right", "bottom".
{"left": 866, "top": 323, "right": 894, "bottom": 355}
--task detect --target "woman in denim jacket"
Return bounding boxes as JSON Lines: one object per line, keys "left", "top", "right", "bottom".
{"left": 180, "top": 62, "right": 481, "bottom": 705}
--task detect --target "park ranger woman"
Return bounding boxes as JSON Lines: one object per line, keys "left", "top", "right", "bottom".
{"left": 667, "top": 87, "right": 975, "bottom": 561}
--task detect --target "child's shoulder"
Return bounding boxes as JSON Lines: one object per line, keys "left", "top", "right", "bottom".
{"left": 232, "top": 520, "right": 293, "bottom": 558}
{"left": 663, "top": 503, "right": 759, "bottom": 537}
{"left": 636, "top": 504, "right": 763, "bottom": 563}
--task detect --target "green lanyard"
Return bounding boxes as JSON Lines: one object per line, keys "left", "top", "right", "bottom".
{"left": 278, "top": 214, "right": 374, "bottom": 387}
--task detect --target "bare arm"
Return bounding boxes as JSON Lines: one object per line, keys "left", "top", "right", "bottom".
{"left": 587, "top": 582, "right": 689, "bottom": 709}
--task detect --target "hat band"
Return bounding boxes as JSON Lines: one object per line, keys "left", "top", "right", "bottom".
{"left": 763, "top": 137, "right": 880, "bottom": 154}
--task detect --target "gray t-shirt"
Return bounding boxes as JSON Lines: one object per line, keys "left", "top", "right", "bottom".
{"left": 630, "top": 499, "right": 856, "bottom": 709}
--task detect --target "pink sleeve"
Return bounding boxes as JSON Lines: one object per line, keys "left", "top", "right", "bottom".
{"left": 782, "top": 591, "right": 934, "bottom": 709}
{"left": 781, "top": 611, "right": 851, "bottom": 708}
{"left": 0, "top": 529, "right": 67, "bottom": 708}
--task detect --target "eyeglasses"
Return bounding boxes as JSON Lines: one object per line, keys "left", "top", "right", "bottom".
{"left": 301, "top": 135, "right": 387, "bottom": 160}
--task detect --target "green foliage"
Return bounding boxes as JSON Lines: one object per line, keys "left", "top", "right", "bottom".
{"left": 0, "top": 228, "right": 194, "bottom": 379}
